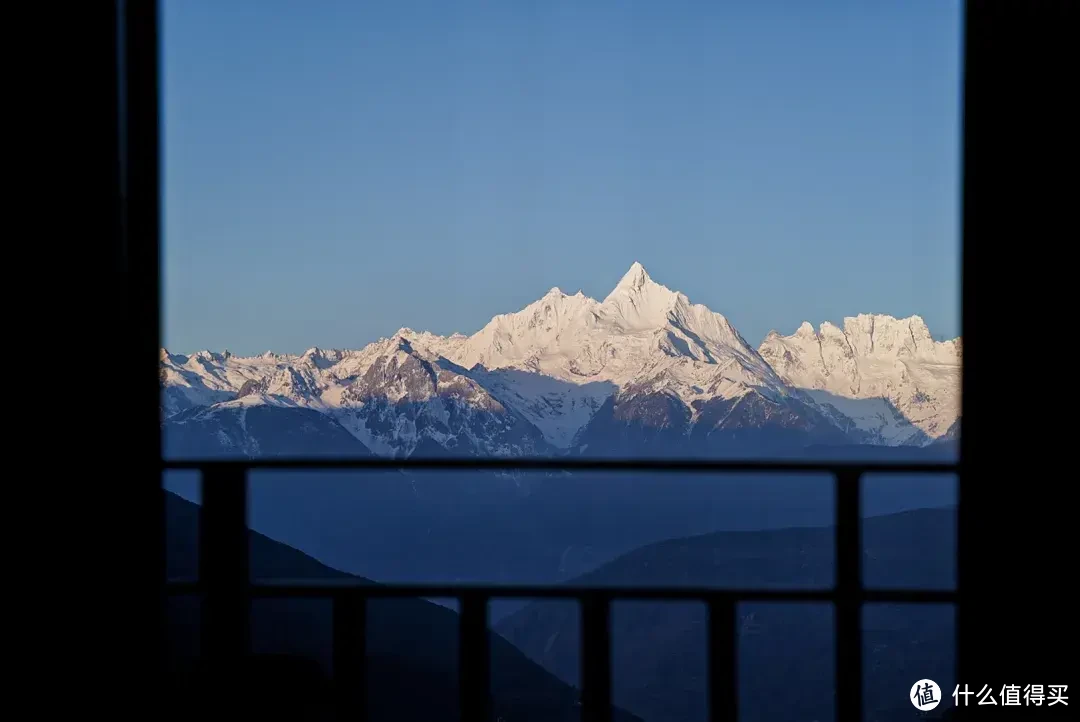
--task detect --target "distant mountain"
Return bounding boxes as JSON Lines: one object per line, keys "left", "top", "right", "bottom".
{"left": 759, "top": 315, "right": 960, "bottom": 444}
{"left": 164, "top": 399, "right": 375, "bottom": 458}
{"left": 165, "top": 435, "right": 955, "bottom": 604}
{"left": 165, "top": 490, "right": 643, "bottom": 722}
{"left": 495, "top": 508, "right": 957, "bottom": 722}
{"left": 161, "top": 263, "right": 960, "bottom": 459}
{"left": 160, "top": 263, "right": 958, "bottom": 611}
{"left": 933, "top": 417, "right": 961, "bottom": 444}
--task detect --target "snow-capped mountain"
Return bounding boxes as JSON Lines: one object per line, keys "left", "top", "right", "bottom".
{"left": 758, "top": 315, "right": 961, "bottom": 444}
{"left": 164, "top": 397, "right": 375, "bottom": 459}
{"left": 453, "top": 262, "right": 794, "bottom": 404}
{"left": 161, "top": 263, "right": 961, "bottom": 459}
{"left": 163, "top": 336, "right": 553, "bottom": 458}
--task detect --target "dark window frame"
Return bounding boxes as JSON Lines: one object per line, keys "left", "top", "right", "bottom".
{"left": 117, "top": 1, "right": 977, "bottom": 719}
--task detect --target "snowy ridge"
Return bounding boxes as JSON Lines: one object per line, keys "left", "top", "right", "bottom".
{"left": 161, "top": 263, "right": 961, "bottom": 456}
{"left": 758, "top": 314, "right": 961, "bottom": 443}
{"left": 448, "top": 263, "right": 797, "bottom": 428}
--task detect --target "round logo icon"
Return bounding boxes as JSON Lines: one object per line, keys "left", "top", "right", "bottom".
{"left": 911, "top": 679, "right": 942, "bottom": 711}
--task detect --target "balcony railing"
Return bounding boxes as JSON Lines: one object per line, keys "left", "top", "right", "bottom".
{"left": 164, "top": 456, "right": 959, "bottom": 722}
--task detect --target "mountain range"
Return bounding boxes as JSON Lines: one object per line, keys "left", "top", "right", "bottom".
{"left": 159, "top": 263, "right": 960, "bottom": 721}
{"left": 496, "top": 507, "right": 957, "bottom": 722}
{"left": 161, "top": 263, "right": 961, "bottom": 459}
{"left": 164, "top": 486, "right": 956, "bottom": 722}
{"left": 165, "top": 490, "right": 643, "bottom": 722}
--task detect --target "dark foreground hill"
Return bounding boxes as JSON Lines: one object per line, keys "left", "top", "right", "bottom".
{"left": 496, "top": 508, "right": 957, "bottom": 722}
{"left": 165, "top": 490, "right": 642, "bottom": 722}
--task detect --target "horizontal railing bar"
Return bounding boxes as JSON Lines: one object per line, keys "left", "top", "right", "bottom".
{"left": 163, "top": 456, "right": 957, "bottom": 474}
{"left": 165, "top": 580, "right": 955, "bottom": 604}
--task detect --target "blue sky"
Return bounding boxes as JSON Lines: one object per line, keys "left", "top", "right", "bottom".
{"left": 163, "top": 0, "right": 962, "bottom": 356}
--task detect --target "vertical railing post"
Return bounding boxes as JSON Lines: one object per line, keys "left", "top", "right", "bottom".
{"left": 835, "top": 469, "right": 863, "bottom": 722}
{"left": 708, "top": 598, "right": 738, "bottom": 722}
{"left": 199, "top": 464, "right": 250, "bottom": 699}
{"left": 582, "top": 593, "right": 613, "bottom": 722}
{"left": 333, "top": 592, "right": 368, "bottom": 721}
{"left": 459, "top": 592, "right": 491, "bottom": 722}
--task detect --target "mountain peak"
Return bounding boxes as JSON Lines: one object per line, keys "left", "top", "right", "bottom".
{"left": 602, "top": 262, "right": 669, "bottom": 309}
{"left": 610, "top": 261, "right": 651, "bottom": 296}
{"left": 600, "top": 263, "right": 684, "bottom": 331}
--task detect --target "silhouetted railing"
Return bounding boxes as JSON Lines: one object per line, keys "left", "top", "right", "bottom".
{"left": 163, "top": 457, "right": 958, "bottom": 722}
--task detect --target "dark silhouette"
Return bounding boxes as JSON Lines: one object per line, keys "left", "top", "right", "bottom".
{"left": 165, "top": 490, "right": 643, "bottom": 721}
{"left": 96, "top": 1, "right": 1078, "bottom": 720}
{"left": 497, "top": 509, "right": 957, "bottom": 722}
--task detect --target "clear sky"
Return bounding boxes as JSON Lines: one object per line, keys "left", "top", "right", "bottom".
{"left": 163, "top": 0, "right": 963, "bottom": 356}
